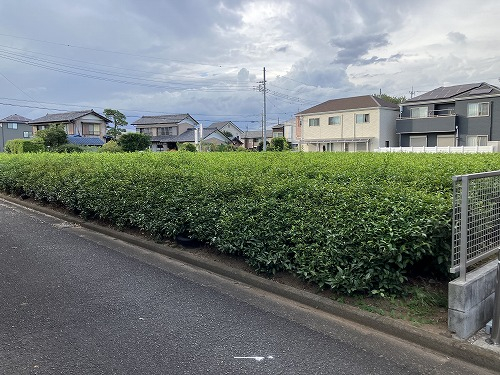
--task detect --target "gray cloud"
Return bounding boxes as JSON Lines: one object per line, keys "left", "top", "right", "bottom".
{"left": 447, "top": 31, "right": 467, "bottom": 44}
{"left": 330, "top": 33, "right": 391, "bottom": 65}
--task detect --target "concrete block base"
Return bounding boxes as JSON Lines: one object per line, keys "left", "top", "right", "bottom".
{"left": 448, "top": 260, "right": 497, "bottom": 339}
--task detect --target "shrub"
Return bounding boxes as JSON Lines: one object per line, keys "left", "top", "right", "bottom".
{"left": 4, "top": 139, "right": 45, "bottom": 153}
{"left": 1, "top": 152, "right": 498, "bottom": 295}
{"left": 177, "top": 143, "right": 197, "bottom": 152}
{"left": 55, "top": 144, "right": 85, "bottom": 153}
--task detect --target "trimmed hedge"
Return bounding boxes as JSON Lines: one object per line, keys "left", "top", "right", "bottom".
{"left": 1, "top": 152, "right": 500, "bottom": 295}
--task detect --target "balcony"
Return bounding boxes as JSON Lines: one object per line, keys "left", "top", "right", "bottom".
{"left": 396, "top": 110, "right": 456, "bottom": 134}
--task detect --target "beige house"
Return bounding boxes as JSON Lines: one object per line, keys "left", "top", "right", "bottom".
{"left": 29, "top": 110, "right": 110, "bottom": 143}
{"left": 296, "top": 95, "right": 400, "bottom": 152}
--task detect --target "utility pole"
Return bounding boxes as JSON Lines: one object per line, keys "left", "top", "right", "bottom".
{"left": 263, "top": 67, "right": 267, "bottom": 151}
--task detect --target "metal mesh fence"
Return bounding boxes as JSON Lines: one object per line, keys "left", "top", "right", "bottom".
{"left": 451, "top": 171, "right": 500, "bottom": 277}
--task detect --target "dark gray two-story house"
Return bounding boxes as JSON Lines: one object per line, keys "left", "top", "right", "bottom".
{"left": 0, "top": 114, "right": 33, "bottom": 152}
{"left": 396, "top": 83, "right": 500, "bottom": 149}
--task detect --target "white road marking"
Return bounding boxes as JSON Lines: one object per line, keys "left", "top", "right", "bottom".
{"left": 234, "top": 356, "right": 274, "bottom": 361}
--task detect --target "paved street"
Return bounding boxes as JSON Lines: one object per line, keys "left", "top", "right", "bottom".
{"left": 0, "top": 198, "right": 497, "bottom": 374}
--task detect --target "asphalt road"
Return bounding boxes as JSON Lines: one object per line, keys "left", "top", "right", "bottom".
{"left": 0, "top": 198, "right": 497, "bottom": 375}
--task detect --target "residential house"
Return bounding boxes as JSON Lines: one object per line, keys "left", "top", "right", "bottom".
{"left": 0, "top": 114, "right": 32, "bottom": 152}
{"left": 396, "top": 82, "right": 500, "bottom": 150}
{"left": 132, "top": 114, "right": 198, "bottom": 151}
{"left": 207, "top": 121, "right": 244, "bottom": 145}
{"left": 241, "top": 129, "right": 273, "bottom": 150}
{"left": 177, "top": 128, "right": 232, "bottom": 148}
{"left": 29, "top": 110, "right": 110, "bottom": 146}
{"left": 296, "top": 95, "right": 400, "bottom": 152}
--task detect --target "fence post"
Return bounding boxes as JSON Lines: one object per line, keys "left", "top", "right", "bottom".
{"left": 459, "top": 176, "right": 468, "bottom": 281}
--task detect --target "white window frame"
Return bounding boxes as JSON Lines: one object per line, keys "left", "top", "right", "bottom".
{"left": 308, "top": 118, "right": 320, "bottom": 126}
{"left": 467, "top": 102, "right": 489, "bottom": 117}
{"left": 328, "top": 115, "right": 341, "bottom": 125}
{"left": 410, "top": 106, "right": 428, "bottom": 118}
{"left": 355, "top": 113, "right": 370, "bottom": 124}
{"left": 7, "top": 123, "right": 18, "bottom": 129}
{"left": 23, "top": 131, "right": 32, "bottom": 138}
{"left": 158, "top": 127, "right": 174, "bottom": 136}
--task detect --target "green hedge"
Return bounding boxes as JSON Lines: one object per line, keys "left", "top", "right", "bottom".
{"left": 1, "top": 152, "right": 500, "bottom": 295}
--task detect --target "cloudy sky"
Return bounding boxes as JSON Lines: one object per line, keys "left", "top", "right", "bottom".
{"left": 1, "top": 0, "right": 499, "bottom": 130}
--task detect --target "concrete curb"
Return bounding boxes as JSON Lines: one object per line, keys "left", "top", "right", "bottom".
{"left": 3, "top": 194, "right": 500, "bottom": 373}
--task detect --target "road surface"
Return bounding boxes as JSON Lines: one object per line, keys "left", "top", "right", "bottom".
{"left": 0, "top": 198, "right": 497, "bottom": 374}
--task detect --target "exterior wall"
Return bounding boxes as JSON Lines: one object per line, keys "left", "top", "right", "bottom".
{"left": 399, "top": 96, "right": 500, "bottom": 148}
{"left": 378, "top": 108, "right": 399, "bottom": 148}
{"left": 299, "top": 108, "right": 396, "bottom": 151}
{"left": 0, "top": 122, "right": 33, "bottom": 152}
{"left": 178, "top": 122, "right": 195, "bottom": 135}
{"left": 220, "top": 123, "right": 243, "bottom": 138}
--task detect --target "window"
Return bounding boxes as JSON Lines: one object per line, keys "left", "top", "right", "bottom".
{"left": 437, "top": 135, "right": 455, "bottom": 147}
{"left": 355, "top": 114, "right": 370, "bottom": 124}
{"left": 409, "top": 135, "right": 427, "bottom": 147}
{"left": 7, "top": 123, "right": 18, "bottom": 129}
{"left": 273, "top": 132, "right": 283, "bottom": 137}
{"left": 468, "top": 102, "right": 489, "bottom": 117}
{"left": 466, "top": 135, "right": 488, "bottom": 146}
{"left": 139, "top": 128, "right": 151, "bottom": 134}
{"left": 328, "top": 116, "right": 341, "bottom": 125}
{"left": 23, "top": 131, "right": 32, "bottom": 138}
{"left": 83, "top": 123, "right": 100, "bottom": 136}
{"left": 410, "top": 107, "right": 428, "bottom": 118}
{"left": 158, "top": 127, "right": 174, "bottom": 136}
{"left": 308, "top": 118, "right": 320, "bottom": 126}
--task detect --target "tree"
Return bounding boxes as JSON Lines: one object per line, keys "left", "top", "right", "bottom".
{"left": 177, "top": 142, "right": 197, "bottom": 152}
{"left": 375, "top": 93, "right": 406, "bottom": 104}
{"left": 117, "top": 132, "right": 151, "bottom": 152}
{"left": 269, "top": 137, "right": 290, "bottom": 151}
{"left": 99, "top": 140, "right": 123, "bottom": 153}
{"left": 103, "top": 109, "right": 127, "bottom": 140}
{"left": 221, "top": 130, "right": 233, "bottom": 139}
{"left": 35, "top": 124, "right": 68, "bottom": 150}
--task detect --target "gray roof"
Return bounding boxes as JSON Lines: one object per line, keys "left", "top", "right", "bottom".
{"left": 67, "top": 135, "right": 105, "bottom": 146}
{"left": 0, "top": 114, "right": 31, "bottom": 123}
{"left": 297, "top": 95, "right": 399, "bottom": 115}
{"left": 406, "top": 82, "right": 500, "bottom": 103}
{"left": 132, "top": 114, "right": 197, "bottom": 126}
{"left": 242, "top": 130, "right": 273, "bottom": 139}
{"left": 29, "top": 110, "right": 110, "bottom": 124}
{"left": 207, "top": 121, "right": 243, "bottom": 133}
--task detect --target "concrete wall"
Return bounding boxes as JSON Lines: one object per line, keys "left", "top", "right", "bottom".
{"left": 448, "top": 260, "right": 498, "bottom": 339}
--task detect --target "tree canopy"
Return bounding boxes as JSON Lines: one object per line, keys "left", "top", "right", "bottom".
{"left": 376, "top": 93, "right": 406, "bottom": 104}
{"left": 103, "top": 109, "right": 128, "bottom": 140}
{"left": 35, "top": 124, "right": 68, "bottom": 149}
{"left": 117, "top": 132, "right": 151, "bottom": 152}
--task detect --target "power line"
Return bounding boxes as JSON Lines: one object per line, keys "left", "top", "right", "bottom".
{"left": 0, "top": 33, "right": 227, "bottom": 68}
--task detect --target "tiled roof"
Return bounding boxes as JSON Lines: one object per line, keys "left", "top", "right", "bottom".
{"left": 67, "top": 135, "right": 104, "bottom": 146}
{"left": 297, "top": 95, "right": 399, "bottom": 115}
{"left": 0, "top": 114, "right": 31, "bottom": 123}
{"left": 29, "top": 110, "right": 110, "bottom": 124}
{"left": 132, "top": 114, "right": 195, "bottom": 126}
